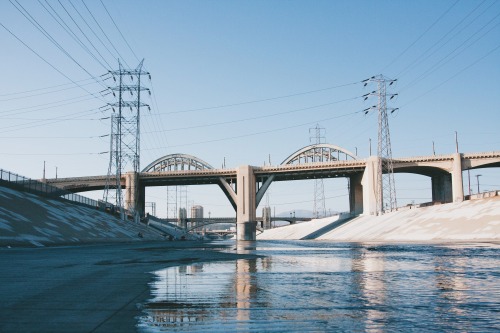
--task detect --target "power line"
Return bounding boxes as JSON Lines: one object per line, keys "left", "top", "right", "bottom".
{"left": 401, "top": 41, "right": 500, "bottom": 107}
{"left": 9, "top": 0, "right": 107, "bottom": 91}
{"left": 37, "top": 0, "right": 109, "bottom": 70}
{"left": 0, "top": 109, "right": 105, "bottom": 133}
{"left": 142, "top": 96, "right": 360, "bottom": 134}
{"left": 68, "top": 0, "right": 118, "bottom": 65}
{"left": 396, "top": 0, "right": 493, "bottom": 78}
{"left": 99, "top": 0, "right": 139, "bottom": 62}
{"left": 0, "top": 80, "right": 100, "bottom": 102}
{"left": 380, "top": 0, "right": 460, "bottom": 73}
{"left": 0, "top": 151, "right": 104, "bottom": 156}
{"left": 142, "top": 109, "right": 363, "bottom": 151}
{"left": 0, "top": 21, "right": 105, "bottom": 102}
{"left": 400, "top": 11, "right": 500, "bottom": 93}
{"left": 56, "top": 0, "right": 113, "bottom": 69}
{"left": 166, "top": 81, "right": 361, "bottom": 115}
{"left": 80, "top": 0, "right": 131, "bottom": 68}
{"left": 0, "top": 77, "right": 99, "bottom": 97}
{"left": 0, "top": 93, "right": 102, "bottom": 116}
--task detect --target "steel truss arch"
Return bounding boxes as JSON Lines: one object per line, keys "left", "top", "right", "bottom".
{"left": 281, "top": 144, "right": 358, "bottom": 165}
{"left": 142, "top": 153, "right": 214, "bottom": 172}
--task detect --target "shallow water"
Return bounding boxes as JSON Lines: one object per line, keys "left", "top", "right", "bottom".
{"left": 137, "top": 240, "right": 500, "bottom": 332}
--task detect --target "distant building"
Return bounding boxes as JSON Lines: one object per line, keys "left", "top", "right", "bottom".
{"left": 191, "top": 205, "right": 204, "bottom": 219}
{"left": 191, "top": 205, "right": 204, "bottom": 228}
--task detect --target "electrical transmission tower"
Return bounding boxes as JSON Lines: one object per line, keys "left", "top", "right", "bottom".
{"left": 310, "top": 124, "right": 326, "bottom": 218}
{"left": 362, "top": 75, "right": 398, "bottom": 214}
{"left": 103, "top": 60, "right": 150, "bottom": 221}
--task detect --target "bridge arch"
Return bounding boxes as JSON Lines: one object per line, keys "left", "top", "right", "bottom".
{"left": 281, "top": 144, "right": 358, "bottom": 165}
{"left": 142, "top": 153, "right": 214, "bottom": 172}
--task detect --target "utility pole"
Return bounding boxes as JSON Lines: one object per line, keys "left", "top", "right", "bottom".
{"left": 309, "top": 123, "right": 326, "bottom": 218}
{"left": 362, "top": 75, "right": 398, "bottom": 214}
{"left": 103, "top": 60, "right": 150, "bottom": 221}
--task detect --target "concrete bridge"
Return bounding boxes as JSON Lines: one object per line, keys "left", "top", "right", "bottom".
{"left": 44, "top": 144, "right": 500, "bottom": 241}
{"left": 159, "top": 216, "right": 312, "bottom": 231}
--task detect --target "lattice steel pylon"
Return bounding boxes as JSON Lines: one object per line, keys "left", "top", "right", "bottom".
{"left": 309, "top": 124, "right": 326, "bottom": 218}
{"left": 103, "top": 59, "right": 150, "bottom": 221}
{"left": 363, "top": 75, "right": 398, "bottom": 214}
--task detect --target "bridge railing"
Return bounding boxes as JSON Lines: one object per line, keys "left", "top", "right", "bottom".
{"left": 0, "top": 168, "right": 112, "bottom": 211}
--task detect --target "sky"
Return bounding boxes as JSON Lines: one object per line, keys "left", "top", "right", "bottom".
{"left": 0, "top": 0, "right": 499, "bottom": 218}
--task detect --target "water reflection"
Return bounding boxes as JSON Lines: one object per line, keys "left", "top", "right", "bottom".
{"left": 433, "top": 252, "right": 470, "bottom": 331}
{"left": 138, "top": 242, "right": 500, "bottom": 332}
{"left": 351, "top": 247, "right": 387, "bottom": 333}
{"left": 141, "top": 263, "right": 209, "bottom": 328}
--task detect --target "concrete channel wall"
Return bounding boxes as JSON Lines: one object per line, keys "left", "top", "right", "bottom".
{"left": 258, "top": 196, "right": 500, "bottom": 242}
{"left": 0, "top": 186, "right": 163, "bottom": 247}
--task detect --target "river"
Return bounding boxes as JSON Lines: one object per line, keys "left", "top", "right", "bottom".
{"left": 137, "top": 240, "right": 500, "bottom": 332}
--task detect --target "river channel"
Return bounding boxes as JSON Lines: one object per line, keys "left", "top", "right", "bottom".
{"left": 137, "top": 240, "right": 500, "bottom": 332}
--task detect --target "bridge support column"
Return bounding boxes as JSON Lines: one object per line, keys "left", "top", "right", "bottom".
{"left": 138, "top": 185, "right": 145, "bottom": 218}
{"left": 349, "top": 173, "right": 363, "bottom": 215}
{"left": 361, "top": 156, "right": 380, "bottom": 215}
{"left": 451, "top": 153, "right": 464, "bottom": 202}
{"left": 125, "top": 172, "right": 145, "bottom": 220}
{"left": 431, "top": 174, "right": 452, "bottom": 203}
{"left": 124, "top": 172, "right": 136, "bottom": 212}
{"left": 236, "top": 165, "right": 257, "bottom": 241}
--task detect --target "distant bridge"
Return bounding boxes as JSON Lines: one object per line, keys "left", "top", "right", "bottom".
{"left": 44, "top": 144, "right": 500, "bottom": 241}
{"left": 158, "top": 216, "right": 313, "bottom": 231}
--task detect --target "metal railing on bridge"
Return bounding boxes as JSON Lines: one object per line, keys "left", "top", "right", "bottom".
{"left": 0, "top": 168, "right": 113, "bottom": 211}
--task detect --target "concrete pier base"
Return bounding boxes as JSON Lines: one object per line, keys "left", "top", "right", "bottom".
{"left": 237, "top": 221, "right": 257, "bottom": 241}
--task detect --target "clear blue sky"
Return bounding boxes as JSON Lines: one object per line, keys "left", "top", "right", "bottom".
{"left": 1, "top": 0, "right": 499, "bottom": 217}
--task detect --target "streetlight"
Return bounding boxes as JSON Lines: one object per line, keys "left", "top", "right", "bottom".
{"left": 476, "top": 174, "right": 482, "bottom": 194}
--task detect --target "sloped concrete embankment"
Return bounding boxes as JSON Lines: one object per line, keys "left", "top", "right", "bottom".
{"left": 258, "top": 214, "right": 351, "bottom": 240}
{"left": 258, "top": 197, "right": 500, "bottom": 242}
{"left": 147, "top": 215, "right": 201, "bottom": 240}
{"left": 0, "top": 186, "right": 164, "bottom": 247}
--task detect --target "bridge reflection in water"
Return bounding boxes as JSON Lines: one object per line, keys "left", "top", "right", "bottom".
{"left": 137, "top": 241, "right": 500, "bottom": 332}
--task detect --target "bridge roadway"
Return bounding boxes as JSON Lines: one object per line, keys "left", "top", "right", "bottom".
{"left": 45, "top": 151, "right": 500, "bottom": 241}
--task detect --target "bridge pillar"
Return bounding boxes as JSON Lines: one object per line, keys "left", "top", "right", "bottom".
{"left": 236, "top": 165, "right": 257, "bottom": 241}
{"left": 361, "top": 156, "right": 380, "bottom": 215}
{"left": 124, "top": 172, "right": 136, "bottom": 212}
{"left": 125, "top": 172, "right": 145, "bottom": 220}
{"left": 349, "top": 173, "right": 363, "bottom": 215}
{"left": 451, "top": 153, "right": 464, "bottom": 202}
{"left": 431, "top": 174, "right": 452, "bottom": 203}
